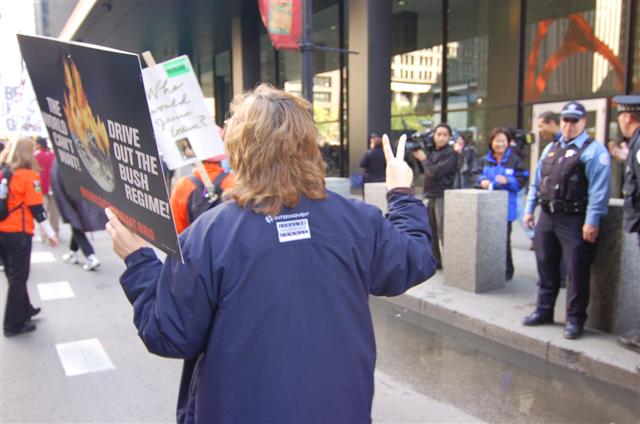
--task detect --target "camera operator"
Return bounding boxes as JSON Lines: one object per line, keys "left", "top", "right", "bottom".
{"left": 412, "top": 123, "right": 458, "bottom": 269}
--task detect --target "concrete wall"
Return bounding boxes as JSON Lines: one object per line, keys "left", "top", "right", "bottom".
{"left": 587, "top": 199, "right": 640, "bottom": 334}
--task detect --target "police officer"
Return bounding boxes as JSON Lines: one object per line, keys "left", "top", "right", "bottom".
{"left": 522, "top": 101, "right": 611, "bottom": 339}
{"left": 612, "top": 95, "right": 640, "bottom": 369}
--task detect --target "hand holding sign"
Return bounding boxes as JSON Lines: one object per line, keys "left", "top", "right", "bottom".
{"left": 105, "top": 208, "right": 149, "bottom": 260}
{"left": 382, "top": 134, "right": 413, "bottom": 190}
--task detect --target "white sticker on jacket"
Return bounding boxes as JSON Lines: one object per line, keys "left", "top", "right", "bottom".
{"left": 505, "top": 169, "right": 514, "bottom": 175}
{"left": 276, "top": 219, "right": 311, "bottom": 242}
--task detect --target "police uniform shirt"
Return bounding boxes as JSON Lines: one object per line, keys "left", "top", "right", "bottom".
{"left": 614, "top": 95, "right": 640, "bottom": 232}
{"left": 525, "top": 131, "right": 611, "bottom": 226}
{"left": 623, "top": 127, "right": 640, "bottom": 231}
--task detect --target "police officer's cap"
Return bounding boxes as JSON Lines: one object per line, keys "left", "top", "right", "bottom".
{"left": 561, "top": 101, "right": 586, "bottom": 120}
{"left": 613, "top": 95, "right": 640, "bottom": 113}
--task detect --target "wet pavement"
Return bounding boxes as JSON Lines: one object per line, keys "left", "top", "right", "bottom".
{"left": 372, "top": 298, "right": 640, "bottom": 424}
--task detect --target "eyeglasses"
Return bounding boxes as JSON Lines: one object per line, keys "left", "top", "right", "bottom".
{"left": 562, "top": 117, "right": 579, "bottom": 124}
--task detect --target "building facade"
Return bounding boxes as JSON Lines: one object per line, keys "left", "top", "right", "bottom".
{"left": 38, "top": 0, "right": 640, "bottom": 179}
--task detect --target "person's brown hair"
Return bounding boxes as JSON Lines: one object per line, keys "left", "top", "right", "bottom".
{"left": 223, "top": 84, "right": 327, "bottom": 216}
{"left": 10, "top": 138, "right": 39, "bottom": 172}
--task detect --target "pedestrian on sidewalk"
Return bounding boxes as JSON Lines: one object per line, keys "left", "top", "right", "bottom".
{"left": 611, "top": 95, "right": 640, "bottom": 372}
{"left": 0, "top": 138, "right": 58, "bottom": 337}
{"left": 170, "top": 154, "right": 234, "bottom": 235}
{"left": 472, "top": 128, "right": 528, "bottom": 281}
{"left": 34, "top": 136, "right": 60, "bottom": 240}
{"left": 453, "top": 132, "right": 476, "bottom": 189}
{"left": 359, "top": 132, "right": 386, "bottom": 183}
{"left": 105, "top": 84, "right": 436, "bottom": 424}
{"left": 412, "top": 123, "right": 458, "bottom": 269}
{"left": 51, "top": 160, "right": 106, "bottom": 271}
{"left": 523, "top": 101, "right": 611, "bottom": 340}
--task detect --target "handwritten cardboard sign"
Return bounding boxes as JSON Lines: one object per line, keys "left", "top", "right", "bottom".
{"left": 142, "top": 55, "right": 224, "bottom": 170}
{"left": 18, "top": 34, "right": 181, "bottom": 259}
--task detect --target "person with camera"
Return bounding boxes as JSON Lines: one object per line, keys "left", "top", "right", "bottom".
{"left": 472, "top": 128, "right": 529, "bottom": 281}
{"left": 523, "top": 101, "right": 611, "bottom": 340}
{"left": 412, "top": 123, "right": 458, "bottom": 269}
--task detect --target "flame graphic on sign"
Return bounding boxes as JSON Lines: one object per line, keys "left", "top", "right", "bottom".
{"left": 62, "top": 58, "right": 109, "bottom": 155}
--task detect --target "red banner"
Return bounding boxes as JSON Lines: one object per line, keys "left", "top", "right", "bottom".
{"left": 258, "top": 0, "right": 302, "bottom": 51}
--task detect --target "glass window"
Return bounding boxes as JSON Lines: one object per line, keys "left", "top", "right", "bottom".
{"left": 258, "top": 0, "right": 346, "bottom": 176}
{"left": 448, "top": 106, "right": 520, "bottom": 155}
{"left": 447, "top": 0, "right": 521, "bottom": 111}
{"left": 524, "top": 0, "right": 630, "bottom": 102}
{"left": 213, "top": 51, "right": 232, "bottom": 127}
{"left": 390, "top": 0, "right": 443, "bottom": 132}
{"left": 259, "top": 27, "right": 277, "bottom": 85}
{"left": 633, "top": 1, "right": 640, "bottom": 91}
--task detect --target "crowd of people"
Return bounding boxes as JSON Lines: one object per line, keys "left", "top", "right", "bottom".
{"left": 1, "top": 86, "right": 639, "bottom": 422}
{"left": 360, "top": 99, "right": 640, "bottom": 348}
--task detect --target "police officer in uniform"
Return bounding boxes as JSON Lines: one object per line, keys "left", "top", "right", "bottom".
{"left": 612, "top": 95, "right": 640, "bottom": 369}
{"left": 522, "top": 101, "right": 611, "bottom": 339}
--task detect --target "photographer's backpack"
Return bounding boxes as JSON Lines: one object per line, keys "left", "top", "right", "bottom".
{"left": 0, "top": 166, "right": 22, "bottom": 221}
{"left": 186, "top": 172, "right": 228, "bottom": 224}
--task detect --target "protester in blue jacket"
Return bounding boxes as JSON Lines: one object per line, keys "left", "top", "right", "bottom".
{"left": 472, "top": 128, "right": 528, "bottom": 280}
{"left": 105, "top": 84, "right": 436, "bottom": 424}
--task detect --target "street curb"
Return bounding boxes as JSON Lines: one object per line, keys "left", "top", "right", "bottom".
{"left": 380, "top": 288, "right": 640, "bottom": 395}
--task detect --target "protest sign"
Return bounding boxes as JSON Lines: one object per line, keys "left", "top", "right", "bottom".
{"left": 17, "top": 34, "right": 181, "bottom": 259}
{"left": 1, "top": 70, "right": 47, "bottom": 137}
{"left": 141, "top": 55, "right": 224, "bottom": 170}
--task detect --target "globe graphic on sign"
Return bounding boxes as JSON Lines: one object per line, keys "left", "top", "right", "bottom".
{"left": 63, "top": 57, "right": 116, "bottom": 193}
{"left": 71, "top": 129, "right": 116, "bottom": 193}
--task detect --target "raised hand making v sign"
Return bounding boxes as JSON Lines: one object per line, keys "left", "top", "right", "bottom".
{"left": 382, "top": 134, "right": 413, "bottom": 190}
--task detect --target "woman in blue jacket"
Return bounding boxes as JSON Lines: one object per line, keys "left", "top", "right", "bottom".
{"left": 473, "top": 128, "right": 529, "bottom": 280}
{"left": 105, "top": 84, "right": 436, "bottom": 424}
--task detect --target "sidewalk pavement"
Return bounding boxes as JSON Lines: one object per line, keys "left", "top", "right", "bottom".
{"left": 379, "top": 221, "right": 640, "bottom": 395}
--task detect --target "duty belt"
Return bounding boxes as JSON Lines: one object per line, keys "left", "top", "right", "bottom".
{"left": 539, "top": 199, "right": 587, "bottom": 214}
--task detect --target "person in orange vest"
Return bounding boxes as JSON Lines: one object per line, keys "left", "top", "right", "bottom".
{"left": 170, "top": 153, "right": 235, "bottom": 234}
{"left": 0, "top": 138, "right": 58, "bottom": 337}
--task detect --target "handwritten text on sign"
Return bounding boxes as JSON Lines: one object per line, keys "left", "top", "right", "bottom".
{"left": 142, "top": 55, "right": 223, "bottom": 170}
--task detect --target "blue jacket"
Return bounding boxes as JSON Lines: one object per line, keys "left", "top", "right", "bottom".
{"left": 472, "top": 147, "right": 529, "bottom": 222}
{"left": 525, "top": 131, "right": 611, "bottom": 226}
{"left": 120, "top": 190, "right": 436, "bottom": 423}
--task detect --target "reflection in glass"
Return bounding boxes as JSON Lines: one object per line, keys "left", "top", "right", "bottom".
{"left": 525, "top": 0, "right": 629, "bottom": 102}
{"left": 390, "top": 0, "right": 443, "bottom": 132}
{"left": 633, "top": 1, "right": 640, "bottom": 91}
{"left": 260, "top": 1, "right": 346, "bottom": 177}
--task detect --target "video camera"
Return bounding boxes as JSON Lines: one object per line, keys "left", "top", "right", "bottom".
{"left": 405, "top": 121, "right": 435, "bottom": 153}
{"left": 511, "top": 129, "right": 534, "bottom": 147}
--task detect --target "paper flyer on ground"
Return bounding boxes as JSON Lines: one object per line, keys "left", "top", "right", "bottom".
{"left": 17, "top": 34, "right": 181, "bottom": 260}
{"left": 142, "top": 55, "right": 224, "bottom": 170}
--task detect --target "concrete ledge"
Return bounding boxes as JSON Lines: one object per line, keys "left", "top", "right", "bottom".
{"left": 379, "top": 272, "right": 640, "bottom": 395}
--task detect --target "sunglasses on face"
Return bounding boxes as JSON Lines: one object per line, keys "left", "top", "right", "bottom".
{"left": 562, "top": 117, "right": 579, "bottom": 124}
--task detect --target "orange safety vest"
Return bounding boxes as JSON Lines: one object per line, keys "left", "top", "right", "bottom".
{"left": 0, "top": 168, "right": 44, "bottom": 235}
{"left": 170, "top": 162, "right": 234, "bottom": 234}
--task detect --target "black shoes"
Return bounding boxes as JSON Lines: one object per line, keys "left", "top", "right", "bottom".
{"left": 4, "top": 322, "right": 36, "bottom": 337}
{"left": 617, "top": 328, "right": 640, "bottom": 353}
{"left": 563, "top": 323, "right": 583, "bottom": 339}
{"left": 28, "top": 307, "right": 41, "bottom": 320}
{"left": 522, "top": 311, "right": 554, "bottom": 326}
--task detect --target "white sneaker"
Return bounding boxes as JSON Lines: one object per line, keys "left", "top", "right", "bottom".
{"left": 83, "top": 255, "right": 100, "bottom": 271}
{"left": 62, "top": 251, "right": 79, "bottom": 264}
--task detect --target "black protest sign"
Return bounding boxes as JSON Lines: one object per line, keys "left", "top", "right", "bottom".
{"left": 18, "top": 35, "right": 181, "bottom": 259}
